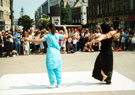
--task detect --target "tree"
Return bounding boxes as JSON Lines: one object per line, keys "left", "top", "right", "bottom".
{"left": 40, "top": 18, "right": 50, "bottom": 29}
{"left": 61, "top": 7, "right": 72, "bottom": 25}
{"left": 18, "top": 15, "right": 33, "bottom": 31}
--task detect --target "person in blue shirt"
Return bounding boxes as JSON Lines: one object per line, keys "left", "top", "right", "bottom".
{"left": 24, "top": 23, "right": 68, "bottom": 88}
{"left": 13, "top": 30, "right": 21, "bottom": 55}
{"left": 121, "top": 30, "right": 129, "bottom": 51}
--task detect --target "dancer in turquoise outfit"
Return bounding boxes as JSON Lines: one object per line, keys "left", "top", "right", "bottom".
{"left": 24, "top": 24, "right": 68, "bottom": 88}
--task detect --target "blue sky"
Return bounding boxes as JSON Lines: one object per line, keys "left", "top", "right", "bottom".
{"left": 13, "top": 0, "right": 46, "bottom": 19}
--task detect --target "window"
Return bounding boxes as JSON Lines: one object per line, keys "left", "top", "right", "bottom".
{"left": 115, "top": 1, "right": 120, "bottom": 12}
{"left": 78, "top": 19, "right": 80, "bottom": 23}
{"left": 97, "top": 5, "right": 99, "bottom": 15}
{"left": 75, "top": 20, "right": 77, "bottom": 23}
{"left": 130, "top": 0, "right": 133, "bottom": 9}
{"left": 109, "top": 1, "right": 112, "bottom": 13}
{"left": 0, "top": 0, "right": 3, "bottom": 6}
{"left": 119, "top": 0, "right": 123, "bottom": 12}
{"left": 100, "top": 3, "right": 102, "bottom": 14}
{"left": 0, "top": 11, "right": 3, "bottom": 19}
{"left": 72, "top": 20, "right": 74, "bottom": 23}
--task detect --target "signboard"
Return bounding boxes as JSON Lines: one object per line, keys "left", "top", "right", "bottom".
{"left": 52, "top": 16, "right": 61, "bottom": 25}
{"left": 128, "top": 16, "right": 135, "bottom": 19}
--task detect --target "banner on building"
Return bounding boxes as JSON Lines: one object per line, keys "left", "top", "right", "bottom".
{"left": 52, "top": 16, "right": 61, "bottom": 25}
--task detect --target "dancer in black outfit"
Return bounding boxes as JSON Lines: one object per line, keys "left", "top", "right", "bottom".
{"left": 86, "top": 23, "right": 117, "bottom": 84}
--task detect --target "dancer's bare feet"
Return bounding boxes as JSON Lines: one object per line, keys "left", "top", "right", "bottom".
{"left": 102, "top": 75, "right": 107, "bottom": 82}
{"left": 101, "top": 70, "right": 108, "bottom": 82}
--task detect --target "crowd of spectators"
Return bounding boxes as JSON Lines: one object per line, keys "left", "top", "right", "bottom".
{"left": 0, "top": 25, "right": 135, "bottom": 58}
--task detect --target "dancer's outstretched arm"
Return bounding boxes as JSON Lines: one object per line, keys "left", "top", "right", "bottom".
{"left": 63, "top": 26, "right": 68, "bottom": 39}
{"left": 86, "top": 30, "right": 117, "bottom": 46}
{"left": 24, "top": 26, "right": 68, "bottom": 43}
{"left": 24, "top": 38, "right": 43, "bottom": 43}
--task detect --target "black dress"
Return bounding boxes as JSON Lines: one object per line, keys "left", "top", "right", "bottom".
{"left": 4, "top": 36, "right": 12, "bottom": 57}
{"left": 92, "top": 38, "right": 113, "bottom": 84}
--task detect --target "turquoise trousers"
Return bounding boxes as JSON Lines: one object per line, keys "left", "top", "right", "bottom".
{"left": 47, "top": 67, "right": 62, "bottom": 86}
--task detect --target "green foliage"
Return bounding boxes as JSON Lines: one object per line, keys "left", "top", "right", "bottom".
{"left": 40, "top": 18, "right": 50, "bottom": 29}
{"left": 18, "top": 15, "right": 33, "bottom": 31}
{"left": 61, "top": 7, "right": 72, "bottom": 25}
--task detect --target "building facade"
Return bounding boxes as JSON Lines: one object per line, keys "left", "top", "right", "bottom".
{"left": 88, "top": 0, "right": 135, "bottom": 29}
{"left": 72, "top": 0, "right": 88, "bottom": 25}
{"left": 0, "top": 0, "right": 12, "bottom": 31}
{"left": 35, "top": 0, "right": 74, "bottom": 27}
{"left": 35, "top": 0, "right": 50, "bottom": 28}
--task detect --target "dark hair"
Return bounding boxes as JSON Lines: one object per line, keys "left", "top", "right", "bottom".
{"left": 49, "top": 23, "right": 56, "bottom": 35}
{"left": 101, "top": 22, "right": 111, "bottom": 34}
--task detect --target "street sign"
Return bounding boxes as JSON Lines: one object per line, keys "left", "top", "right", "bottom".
{"left": 52, "top": 16, "right": 61, "bottom": 25}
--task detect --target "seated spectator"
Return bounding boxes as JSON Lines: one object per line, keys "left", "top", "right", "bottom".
{"left": 114, "top": 46, "right": 122, "bottom": 51}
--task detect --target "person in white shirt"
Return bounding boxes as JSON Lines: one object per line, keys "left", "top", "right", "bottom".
{"left": 23, "top": 32, "right": 30, "bottom": 55}
{"left": 72, "top": 35, "right": 78, "bottom": 52}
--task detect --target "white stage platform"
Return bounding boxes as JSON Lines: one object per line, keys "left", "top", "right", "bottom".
{"left": 0, "top": 71, "right": 135, "bottom": 95}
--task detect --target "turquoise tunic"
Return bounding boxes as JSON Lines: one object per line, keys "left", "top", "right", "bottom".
{"left": 42, "top": 33, "right": 64, "bottom": 69}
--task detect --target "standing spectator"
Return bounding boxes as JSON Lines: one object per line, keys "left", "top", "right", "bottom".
{"left": 3, "top": 32, "right": 13, "bottom": 57}
{"left": 72, "top": 35, "right": 78, "bottom": 52}
{"left": 33, "top": 32, "right": 40, "bottom": 53}
{"left": 131, "top": 35, "right": 135, "bottom": 51}
{"left": 8, "top": 32, "right": 14, "bottom": 52}
{"left": 113, "top": 27, "right": 120, "bottom": 49}
{"left": 121, "top": 30, "right": 129, "bottom": 51}
{"left": 73, "top": 28, "right": 80, "bottom": 51}
{"left": 124, "top": 30, "right": 129, "bottom": 51}
{"left": 95, "top": 30, "right": 102, "bottom": 51}
{"left": 0, "top": 31, "right": 4, "bottom": 57}
{"left": 23, "top": 32, "right": 30, "bottom": 55}
{"left": 43, "top": 31, "right": 48, "bottom": 53}
{"left": 119, "top": 28, "right": 124, "bottom": 48}
{"left": 59, "top": 30, "right": 66, "bottom": 54}
{"left": 67, "top": 28, "right": 73, "bottom": 53}
{"left": 128, "top": 29, "right": 134, "bottom": 51}
{"left": 84, "top": 29, "right": 90, "bottom": 44}
{"left": 79, "top": 29, "right": 85, "bottom": 51}
{"left": 13, "top": 30, "right": 21, "bottom": 55}
{"left": 28, "top": 30, "right": 34, "bottom": 54}
{"left": 39, "top": 32, "right": 44, "bottom": 54}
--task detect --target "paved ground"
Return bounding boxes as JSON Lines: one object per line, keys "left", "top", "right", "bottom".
{"left": 0, "top": 51, "right": 135, "bottom": 95}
